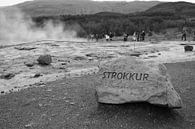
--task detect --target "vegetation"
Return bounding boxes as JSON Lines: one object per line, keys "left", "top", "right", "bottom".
{"left": 32, "top": 11, "right": 195, "bottom": 38}
{"left": 30, "top": 2, "right": 195, "bottom": 38}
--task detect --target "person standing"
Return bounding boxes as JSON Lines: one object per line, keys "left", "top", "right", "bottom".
{"left": 105, "top": 34, "right": 110, "bottom": 41}
{"left": 132, "top": 32, "right": 137, "bottom": 41}
{"left": 141, "top": 30, "right": 146, "bottom": 41}
{"left": 137, "top": 32, "right": 140, "bottom": 42}
{"left": 182, "top": 30, "right": 187, "bottom": 41}
{"left": 123, "top": 33, "right": 128, "bottom": 41}
{"left": 109, "top": 32, "right": 114, "bottom": 41}
{"left": 95, "top": 34, "right": 99, "bottom": 42}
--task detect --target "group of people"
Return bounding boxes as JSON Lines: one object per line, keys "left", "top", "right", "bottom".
{"left": 123, "top": 31, "right": 146, "bottom": 42}
{"left": 105, "top": 32, "right": 114, "bottom": 41}
{"left": 88, "top": 31, "right": 147, "bottom": 42}
{"left": 132, "top": 31, "right": 146, "bottom": 42}
{"left": 87, "top": 29, "right": 195, "bottom": 42}
{"left": 181, "top": 30, "right": 195, "bottom": 41}
{"left": 87, "top": 34, "right": 100, "bottom": 42}
{"left": 88, "top": 32, "right": 114, "bottom": 42}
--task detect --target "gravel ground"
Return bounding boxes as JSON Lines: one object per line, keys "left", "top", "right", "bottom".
{"left": 0, "top": 61, "right": 194, "bottom": 129}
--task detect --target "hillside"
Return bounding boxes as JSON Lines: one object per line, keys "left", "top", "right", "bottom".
{"left": 10, "top": 0, "right": 160, "bottom": 16}
{"left": 146, "top": 2, "right": 195, "bottom": 17}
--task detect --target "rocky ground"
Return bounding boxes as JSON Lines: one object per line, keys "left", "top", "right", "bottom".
{"left": 0, "top": 40, "right": 195, "bottom": 94}
{"left": 0, "top": 40, "right": 195, "bottom": 129}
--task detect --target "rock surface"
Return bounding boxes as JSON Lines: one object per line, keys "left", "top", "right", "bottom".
{"left": 37, "top": 55, "right": 52, "bottom": 65}
{"left": 96, "top": 57, "right": 182, "bottom": 108}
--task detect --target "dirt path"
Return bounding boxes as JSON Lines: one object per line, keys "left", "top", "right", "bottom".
{"left": 0, "top": 61, "right": 194, "bottom": 129}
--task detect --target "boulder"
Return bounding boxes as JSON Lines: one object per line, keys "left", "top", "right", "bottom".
{"left": 184, "top": 45, "right": 193, "bottom": 52}
{"left": 37, "top": 55, "right": 52, "bottom": 65}
{"left": 96, "top": 57, "right": 182, "bottom": 108}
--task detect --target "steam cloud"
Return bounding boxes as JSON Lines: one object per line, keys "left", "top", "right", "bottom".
{"left": 0, "top": 8, "right": 83, "bottom": 45}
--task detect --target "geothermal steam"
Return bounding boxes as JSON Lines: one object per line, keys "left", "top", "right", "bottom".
{"left": 0, "top": 8, "right": 80, "bottom": 45}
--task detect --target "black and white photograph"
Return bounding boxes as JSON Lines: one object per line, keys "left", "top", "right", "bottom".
{"left": 0, "top": 0, "right": 194, "bottom": 129}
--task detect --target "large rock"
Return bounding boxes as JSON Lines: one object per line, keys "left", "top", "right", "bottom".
{"left": 37, "top": 55, "right": 52, "bottom": 65}
{"left": 96, "top": 57, "right": 182, "bottom": 108}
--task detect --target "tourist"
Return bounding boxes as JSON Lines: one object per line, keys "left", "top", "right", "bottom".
{"left": 132, "top": 32, "right": 137, "bottom": 41}
{"left": 181, "top": 30, "right": 187, "bottom": 41}
{"left": 109, "top": 32, "right": 114, "bottom": 41}
{"left": 95, "top": 34, "right": 99, "bottom": 42}
{"left": 105, "top": 34, "right": 110, "bottom": 41}
{"left": 141, "top": 30, "right": 146, "bottom": 41}
{"left": 123, "top": 33, "right": 128, "bottom": 41}
{"left": 136, "top": 32, "right": 140, "bottom": 42}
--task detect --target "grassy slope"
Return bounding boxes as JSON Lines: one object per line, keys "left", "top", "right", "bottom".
{"left": 146, "top": 2, "right": 195, "bottom": 17}
{"left": 13, "top": 0, "right": 160, "bottom": 16}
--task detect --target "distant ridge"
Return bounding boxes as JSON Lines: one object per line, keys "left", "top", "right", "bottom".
{"left": 5, "top": 0, "right": 160, "bottom": 17}
{"left": 146, "top": 1, "right": 195, "bottom": 17}
{"left": 94, "top": 12, "right": 124, "bottom": 16}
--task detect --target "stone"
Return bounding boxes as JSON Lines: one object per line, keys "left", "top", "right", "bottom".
{"left": 15, "top": 46, "right": 37, "bottom": 50}
{"left": 34, "top": 73, "right": 42, "bottom": 78}
{"left": 130, "top": 52, "right": 142, "bottom": 57}
{"left": 37, "top": 55, "right": 52, "bottom": 65}
{"left": 73, "top": 56, "right": 87, "bottom": 61}
{"left": 25, "top": 62, "right": 34, "bottom": 67}
{"left": 0, "top": 73, "right": 15, "bottom": 80}
{"left": 184, "top": 45, "right": 193, "bottom": 52}
{"left": 95, "top": 57, "right": 182, "bottom": 108}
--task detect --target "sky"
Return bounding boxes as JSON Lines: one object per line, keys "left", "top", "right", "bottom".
{"left": 0, "top": 0, "right": 194, "bottom": 7}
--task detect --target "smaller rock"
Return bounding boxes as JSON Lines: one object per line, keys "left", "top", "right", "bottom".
{"left": 0, "top": 73, "right": 15, "bottom": 80}
{"left": 73, "top": 56, "right": 87, "bottom": 60}
{"left": 34, "top": 82, "right": 46, "bottom": 86}
{"left": 61, "top": 62, "right": 67, "bottom": 65}
{"left": 25, "top": 62, "right": 34, "bottom": 67}
{"left": 184, "top": 45, "right": 193, "bottom": 52}
{"left": 1, "top": 91, "right": 5, "bottom": 94}
{"left": 15, "top": 46, "right": 36, "bottom": 50}
{"left": 37, "top": 55, "right": 52, "bottom": 65}
{"left": 130, "top": 52, "right": 141, "bottom": 57}
{"left": 50, "top": 44, "right": 59, "bottom": 47}
{"left": 148, "top": 55, "right": 158, "bottom": 58}
{"left": 34, "top": 73, "right": 42, "bottom": 78}
{"left": 59, "top": 67, "right": 66, "bottom": 69}
{"left": 86, "top": 53, "right": 97, "bottom": 57}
